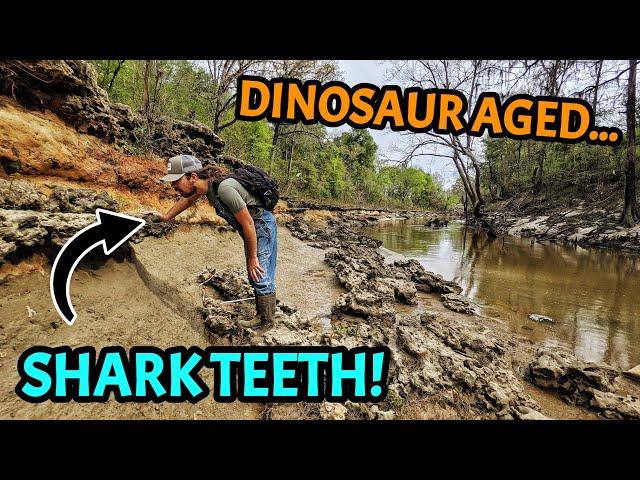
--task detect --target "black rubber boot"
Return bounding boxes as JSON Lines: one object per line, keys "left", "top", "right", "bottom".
{"left": 259, "top": 293, "right": 276, "bottom": 327}
{"left": 237, "top": 293, "right": 276, "bottom": 328}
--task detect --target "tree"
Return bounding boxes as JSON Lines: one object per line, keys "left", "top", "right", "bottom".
{"left": 334, "top": 129, "right": 380, "bottom": 202}
{"left": 621, "top": 59, "right": 639, "bottom": 227}
{"left": 392, "top": 60, "right": 500, "bottom": 217}
{"left": 205, "top": 60, "right": 264, "bottom": 133}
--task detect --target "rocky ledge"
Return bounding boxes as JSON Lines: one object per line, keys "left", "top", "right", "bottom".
{"left": 0, "top": 178, "right": 174, "bottom": 267}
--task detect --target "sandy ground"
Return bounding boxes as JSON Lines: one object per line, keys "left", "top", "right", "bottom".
{"left": 0, "top": 223, "right": 342, "bottom": 419}
{"left": 131, "top": 222, "right": 342, "bottom": 335}
{"left": 0, "top": 259, "right": 260, "bottom": 419}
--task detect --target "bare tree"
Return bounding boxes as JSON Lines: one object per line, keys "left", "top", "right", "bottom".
{"left": 590, "top": 60, "right": 604, "bottom": 117}
{"left": 393, "top": 60, "right": 500, "bottom": 218}
{"left": 621, "top": 59, "right": 639, "bottom": 227}
{"left": 206, "top": 60, "right": 263, "bottom": 133}
{"left": 107, "top": 60, "right": 125, "bottom": 92}
{"left": 142, "top": 60, "right": 152, "bottom": 127}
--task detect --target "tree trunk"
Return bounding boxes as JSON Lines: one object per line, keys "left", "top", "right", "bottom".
{"left": 592, "top": 60, "right": 603, "bottom": 117}
{"left": 107, "top": 60, "right": 125, "bottom": 92}
{"left": 472, "top": 157, "right": 485, "bottom": 217}
{"left": 463, "top": 191, "right": 468, "bottom": 224}
{"left": 287, "top": 133, "right": 296, "bottom": 182}
{"left": 532, "top": 146, "right": 545, "bottom": 193}
{"left": 456, "top": 141, "right": 485, "bottom": 218}
{"left": 142, "top": 60, "right": 152, "bottom": 128}
{"left": 269, "top": 123, "right": 282, "bottom": 175}
{"left": 621, "top": 59, "right": 639, "bottom": 227}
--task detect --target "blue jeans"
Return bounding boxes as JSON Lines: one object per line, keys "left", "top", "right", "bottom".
{"left": 249, "top": 209, "right": 278, "bottom": 296}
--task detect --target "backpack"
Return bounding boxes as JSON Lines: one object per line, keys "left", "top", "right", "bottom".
{"left": 208, "top": 164, "right": 280, "bottom": 233}
{"left": 213, "top": 164, "right": 280, "bottom": 211}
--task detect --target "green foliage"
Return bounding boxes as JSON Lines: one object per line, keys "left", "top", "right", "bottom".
{"left": 223, "top": 118, "right": 273, "bottom": 169}
{"left": 378, "top": 166, "right": 448, "bottom": 209}
{"left": 482, "top": 136, "right": 628, "bottom": 199}
{"left": 89, "top": 60, "right": 214, "bottom": 127}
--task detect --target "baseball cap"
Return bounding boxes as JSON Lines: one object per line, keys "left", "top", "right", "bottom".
{"left": 160, "top": 155, "right": 203, "bottom": 182}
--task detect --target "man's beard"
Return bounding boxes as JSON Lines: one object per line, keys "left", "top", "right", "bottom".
{"left": 179, "top": 185, "right": 197, "bottom": 197}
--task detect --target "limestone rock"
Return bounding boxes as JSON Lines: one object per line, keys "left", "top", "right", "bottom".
{"left": 0, "top": 208, "right": 93, "bottom": 263}
{"left": 198, "top": 267, "right": 255, "bottom": 300}
{"left": 319, "top": 402, "right": 347, "bottom": 420}
{"left": 392, "top": 258, "right": 462, "bottom": 294}
{"left": 333, "top": 290, "right": 396, "bottom": 320}
{"left": 528, "top": 314, "right": 555, "bottom": 323}
{"left": 529, "top": 349, "right": 640, "bottom": 418}
{"left": 0, "top": 178, "right": 47, "bottom": 210}
{"left": 48, "top": 186, "right": 118, "bottom": 213}
{"left": 590, "top": 390, "right": 640, "bottom": 419}
{"left": 377, "top": 277, "right": 417, "bottom": 305}
{"left": 441, "top": 293, "right": 476, "bottom": 315}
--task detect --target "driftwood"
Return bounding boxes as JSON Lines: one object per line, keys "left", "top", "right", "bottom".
{"left": 537, "top": 224, "right": 575, "bottom": 242}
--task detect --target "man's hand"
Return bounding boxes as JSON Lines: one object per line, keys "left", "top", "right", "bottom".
{"left": 146, "top": 211, "right": 167, "bottom": 222}
{"left": 247, "top": 255, "right": 265, "bottom": 282}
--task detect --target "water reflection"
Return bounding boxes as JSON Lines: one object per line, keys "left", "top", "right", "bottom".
{"left": 364, "top": 219, "right": 640, "bottom": 370}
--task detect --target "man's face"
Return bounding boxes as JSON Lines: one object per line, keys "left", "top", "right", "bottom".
{"left": 171, "top": 174, "right": 197, "bottom": 197}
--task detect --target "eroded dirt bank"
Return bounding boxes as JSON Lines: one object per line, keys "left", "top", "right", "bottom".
{"left": 0, "top": 259, "right": 260, "bottom": 419}
{"left": 485, "top": 183, "right": 640, "bottom": 252}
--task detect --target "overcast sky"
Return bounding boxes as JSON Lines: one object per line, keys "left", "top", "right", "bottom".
{"left": 333, "top": 60, "right": 460, "bottom": 188}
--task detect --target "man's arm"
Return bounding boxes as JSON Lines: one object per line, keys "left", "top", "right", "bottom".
{"left": 234, "top": 207, "right": 265, "bottom": 282}
{"left": 158, "top": 193, "right": 202, "bottom": 221}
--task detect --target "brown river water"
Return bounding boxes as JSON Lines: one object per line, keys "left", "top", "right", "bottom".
{"left": 364, "top": 218, "right": 640, "bottom": 371}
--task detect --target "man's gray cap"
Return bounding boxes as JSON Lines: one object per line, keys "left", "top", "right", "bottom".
{"left": 160, "top": 155, "right": 203, "bottom": 182}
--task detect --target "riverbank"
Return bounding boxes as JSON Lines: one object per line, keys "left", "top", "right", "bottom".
{"left": 278, "top": 210, "right": 640, "bottom": 419}
{"left": 486, "top": 181, "right": 640, "bottom": 253}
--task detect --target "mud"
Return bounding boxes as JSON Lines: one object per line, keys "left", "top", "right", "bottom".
{"left": 0, "top": 260, "right": 260, "bottom": 420}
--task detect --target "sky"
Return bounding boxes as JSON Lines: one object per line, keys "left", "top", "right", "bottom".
{"left": 333, "top": 60, "right": 460, "bottom": 188}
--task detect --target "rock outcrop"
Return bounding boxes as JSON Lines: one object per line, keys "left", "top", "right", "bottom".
{"left": 0, "top": 179, "right": 172, "bottom": 265}
{"left": 529, "top": 349, "right": 640, "bottom": 419}
{"left": 286, "top": 216, "right": 382, "bottom": 249}
{"left": 0, "top": 208, "right": 94, "bottom": 263}
{"left": 325, "top": 244, "right": 416, "bottom": 320}
{"left": 0, "top": 60, "right": 225, "bottom": 160}
{"left": 196, "top": 262, "right": 544, "bottom": 419}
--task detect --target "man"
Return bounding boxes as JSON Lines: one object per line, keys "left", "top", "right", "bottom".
{"left": 154, "top": 154, "right": 278, "bottom": 328}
